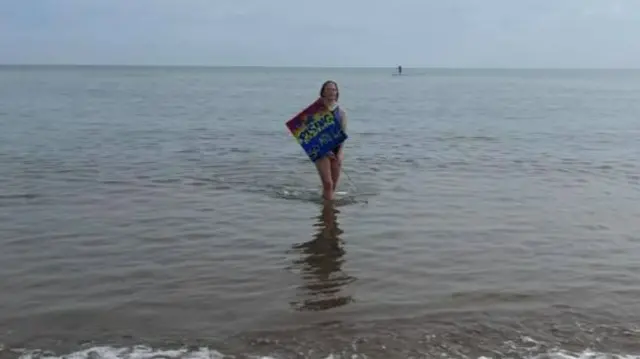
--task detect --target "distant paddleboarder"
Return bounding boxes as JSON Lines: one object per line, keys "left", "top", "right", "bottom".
{"left": 397, "top": 65, "right": 402, "bottom": 75}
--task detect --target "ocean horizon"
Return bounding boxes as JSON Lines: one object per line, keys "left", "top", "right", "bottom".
{"left": 2, "top": 63, "right": 640, "bottom": 70}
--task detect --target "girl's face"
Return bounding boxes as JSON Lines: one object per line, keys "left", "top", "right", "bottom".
{"left": 322, "top": 81, "right": 338, "bottom": 101}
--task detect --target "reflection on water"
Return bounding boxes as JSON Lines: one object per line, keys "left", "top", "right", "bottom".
{"left": 288, "top": 202, "right": 356, "bottom": 311}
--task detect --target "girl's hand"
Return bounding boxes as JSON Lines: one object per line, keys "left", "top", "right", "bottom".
{"left": 330, "top": 150, "right": 343, "bottom": 164}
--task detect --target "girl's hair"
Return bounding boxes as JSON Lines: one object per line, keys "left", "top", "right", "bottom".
{"left": 319, "top": 80, "right": 339, "bottom": 100}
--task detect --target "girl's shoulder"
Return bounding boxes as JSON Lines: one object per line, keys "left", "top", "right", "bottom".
{"left": 334, "top": 104, "right": 346, "bottom": 116}
{"left": 338, "top": 106, "right": 347, "bottom": 120}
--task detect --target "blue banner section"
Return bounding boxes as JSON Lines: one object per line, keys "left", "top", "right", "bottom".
{"left": 286, "top": 100, "right": 347, "bottom": 162}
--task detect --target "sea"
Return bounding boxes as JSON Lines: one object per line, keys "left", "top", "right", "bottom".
{"left": 1, "top": 65, "right": 639, "bottom": 359}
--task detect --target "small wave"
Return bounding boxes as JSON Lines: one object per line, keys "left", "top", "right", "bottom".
{"left": 10, "top": 346, "right": 227, "bottom": 359}
{"left": 515, "top": 349, "right": 640, "bottom": 359}
{"left": 8, "top": 345, "right": 640, "bottom": 359}
{"left": 436, "top": 135, "right": 500, "bottom": 143}
{"left": 0, "top": 193, "right": 39, "bottom": 200}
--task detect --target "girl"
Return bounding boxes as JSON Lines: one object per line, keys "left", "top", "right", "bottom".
{"left": 314, "top": 80, "right": 348, "bottom": 201}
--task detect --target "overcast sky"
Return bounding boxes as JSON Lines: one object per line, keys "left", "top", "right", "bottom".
{"left": 1, "top": 0, "right": 638, "bottom": 68}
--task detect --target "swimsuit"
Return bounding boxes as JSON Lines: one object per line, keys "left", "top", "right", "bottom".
{"left": 329, "top": 106, "right": 343, "bottom": 156}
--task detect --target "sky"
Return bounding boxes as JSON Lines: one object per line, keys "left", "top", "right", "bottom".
{"left": 1, "top": 0, "right": 638, "bottom": 68}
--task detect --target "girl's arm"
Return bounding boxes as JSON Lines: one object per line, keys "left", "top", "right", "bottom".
{"left": 339, "top": 108, "right": 348, "bottom": 132}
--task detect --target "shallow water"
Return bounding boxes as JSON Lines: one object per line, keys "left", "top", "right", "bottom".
{"left": 1, "top": 66, "right": 640, "bottom": 359}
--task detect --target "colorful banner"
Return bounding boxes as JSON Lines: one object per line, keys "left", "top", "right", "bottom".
{"left": 286, "top": 99, "right": 348, "bottom": 162}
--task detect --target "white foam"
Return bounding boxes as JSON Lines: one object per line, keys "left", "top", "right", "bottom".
{"left": 14, "top": 346, "right": 225, "bottom": 359}
{"left": 485, "top": 349, "right": 640, "bottom": 359}
{"left": 11, "top": 346, "right": 640, "bottom": 359}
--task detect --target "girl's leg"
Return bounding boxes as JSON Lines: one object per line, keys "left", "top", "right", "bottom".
{"left": 330, "top": 156, "right": 342, "bottom": 193}
{"left": 314, "top": 157, "right": 334, "bottom": 201}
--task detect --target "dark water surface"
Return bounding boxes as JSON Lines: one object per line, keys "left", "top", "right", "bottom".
{"left": 1, "top": 66, "right": 640, "bottom": 359}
